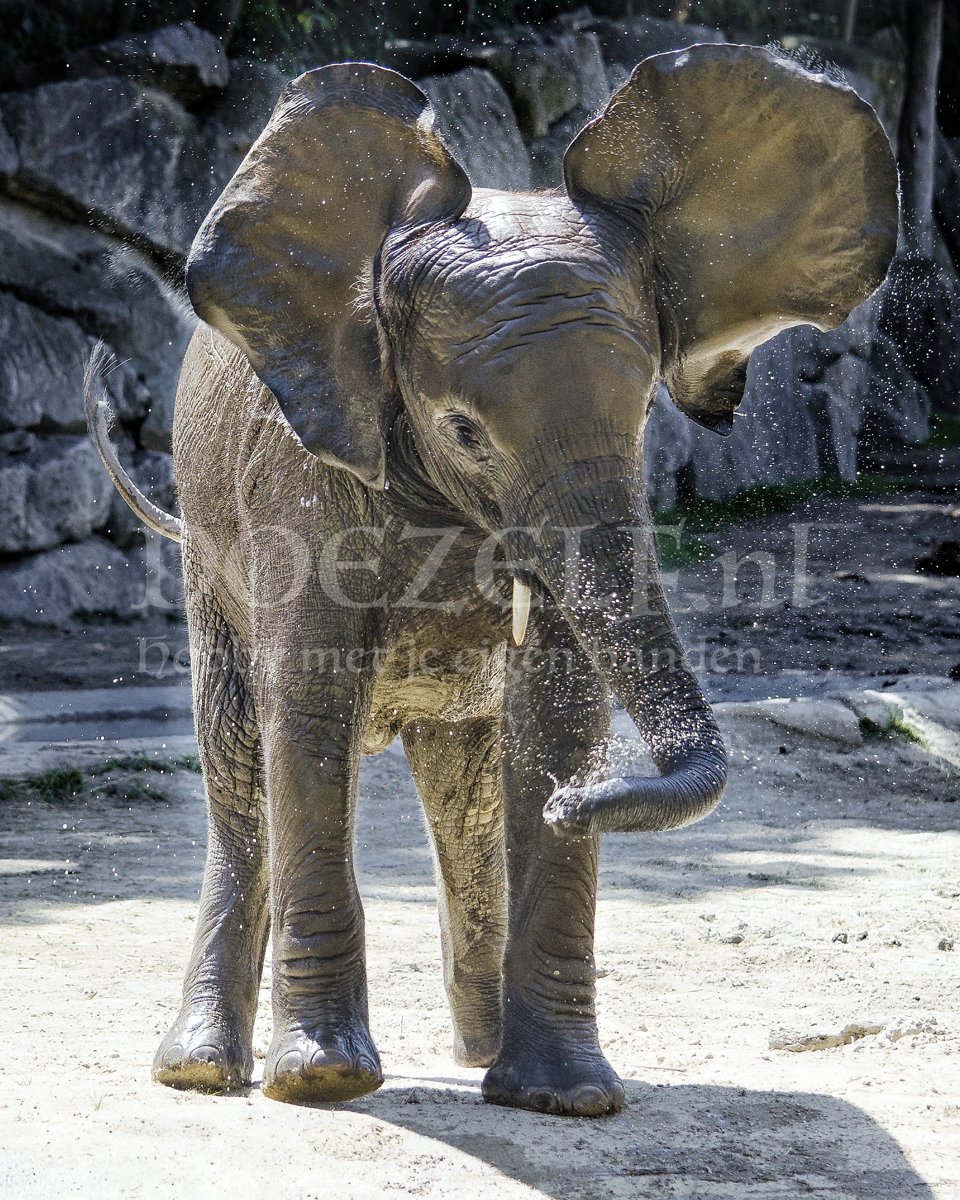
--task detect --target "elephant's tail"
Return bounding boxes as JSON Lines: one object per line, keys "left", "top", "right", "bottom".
{"left": 84, "top": 343, "right": 183, "bottom": 544}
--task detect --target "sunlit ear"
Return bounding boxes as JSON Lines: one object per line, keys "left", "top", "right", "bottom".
{"left": 187, "top": 63, "right": 472, "bottom": 484}
{"left": 564, "top": 44, "right": 898, "bottom": 434}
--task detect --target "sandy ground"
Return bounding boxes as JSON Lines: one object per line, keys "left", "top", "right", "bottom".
{"left": 1, "top": 485, "right": 958, "bottom": 1196}
{"left": 0, "top": 686, "right": 958, "bottom": 1200}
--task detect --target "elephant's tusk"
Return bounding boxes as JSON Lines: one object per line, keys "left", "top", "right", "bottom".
{"left": 512, "top": 578, "right": 531, "bottom": 646}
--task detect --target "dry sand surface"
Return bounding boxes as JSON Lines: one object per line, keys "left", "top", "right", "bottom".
{"left": 0, "top": 688, "right": 958, "bottom": 1200}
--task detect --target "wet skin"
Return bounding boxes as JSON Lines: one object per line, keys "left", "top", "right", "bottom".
{"left": 91, "top": 55, "right": 896, "bottom": 1111}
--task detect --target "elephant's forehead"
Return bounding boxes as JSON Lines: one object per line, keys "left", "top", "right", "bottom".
{"left": 400, "top": 211, "right": 640, "bottom": 335}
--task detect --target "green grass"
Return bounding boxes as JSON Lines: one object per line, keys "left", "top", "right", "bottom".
{"left": 0, "top": 767, "right": 85, "bottom": 803}
{"left": 651, "top": 473, "right": 905, "bottom": 568}
{"left": 925, "top": 412, "right": 960, "bottom": 450}
{"left": 858, "top": 712, "right": 927, "bottom": 747}
{"left": 0, "top": 756, "right": 201, "bottom": 804}
{"left": 655, "top": 473, "right": 905, "bottom": 538}
{"left": 91, "top": 754, "right": 201, "bottom": 776}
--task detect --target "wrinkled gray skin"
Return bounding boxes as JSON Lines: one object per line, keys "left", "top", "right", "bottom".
{"left": 88, "top": 49, "right": 897, "bottom": 1115}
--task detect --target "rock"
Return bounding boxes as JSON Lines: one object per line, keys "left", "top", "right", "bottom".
{"left": 874, "top": 257, "right": 960, "bottom": 417}
{"left": 682, "top": 332, "right": 825, "bottom": 500}
{"left": 916, "top": 540, "right": 960, "bottom": 577}
{"left": 769, "top": 1023, "right": 884, "bottom": 1052}
{"left": 63, "top": 21, "right": 230, "bottom": 105}
{"left": 421, "top": 69, "right": 532, "bottom": 191}
{"left": 859, "top": 331, "right": 932, "bottom": 448}
{"left": 719, "top": 697, "right": 863, "bottom": 746}
{"left": 0, "top": 199, "right": 193, "bottom": 434}
{"left": 644, "top": 384, "right": 693, "bottom": 512}
{"left": 107, "top": 450, "right": 178, "bottom": 548}
{"left": 0, "top": 436, "right": 115, "bottom": 553}
{"left": 0, "top": 77, "right": 224, "bottom": 261}
{"left": 381, "top": 35, "right": 489, "bottom": 80}
{"left": 0, "top": 537, "right": 147, "bottom": 623}
{"left": 529, "top": 107, "right": 585, "bottom": 190}
{"left": 202, "top": 58, "right": 287, "bottom": 158}
{"left": 0, "top": 293, "right": 92, "bottom": 432}
{"left": 481, "top": 32, "right": 609, "bottom": 140}
{"left": 0, "top": 114, "right": 17, "bottom": 176}
{"left": 578, "top": 15, "right": 725, "bottom": 71}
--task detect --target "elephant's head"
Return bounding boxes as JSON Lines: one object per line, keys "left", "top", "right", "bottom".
{"left": 186, "top": 49, "right": 897, "bottom": 834}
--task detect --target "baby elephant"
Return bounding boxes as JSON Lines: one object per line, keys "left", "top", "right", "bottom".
{"left": 88, "top": 45, "right": 896, "bottom": 1114}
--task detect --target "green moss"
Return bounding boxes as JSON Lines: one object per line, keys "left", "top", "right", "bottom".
{"left": 858, "top": 712, "right": 927, "bottom": 747}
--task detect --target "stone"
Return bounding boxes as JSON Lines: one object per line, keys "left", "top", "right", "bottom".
{"left": 381, "top": 36, "right": 488, "bottom": 80}
{"left": 682, "top": 331, "right": 825, "bottom": 500}
{"left": 421, "top": 69, "right": 532, "bottom": 191}
{"left": 0, "top": 293, "right": 93, "bottom": 433}
{"left": 0, "top": 436, "right": 115, "bottom": 553}
{"left": 481, "top": 32, "right": 609, "bottom": 140}
{"left": 107, "top": 450, "right": 179, "bottom": 548}
{"left": 859, "top": 332, "right": 932, "bottom": 448}
{"left": 875, "top": 257, "right": 960, "bottom": 417}
{"left": 643, "top": 384, "right": 693, "bottom": 512}
{"left": 0, "top": 199, "right": 193, "bottom": 435}
{"left": 203, "top": 58, "right": 288, "bottom": 159}
{"left": 0, "top": 537, "right": 148, "bottom": 624}
{"left": 579, "top": 15, "right": 725, "bottom": 71}
{"left": 529, "top": 107, "right": 585, "bottom": 190}
{"left": 0, "top": 77, "right": 224, "bottom": 261}
{"left": 63, "top": 21, "right": 230, "bottom": 106}
{"left": 0, "top": 114, "right": 17, "bottom": 176}
{"left": 720, "top": 697, "right": 863, "bottom": 746}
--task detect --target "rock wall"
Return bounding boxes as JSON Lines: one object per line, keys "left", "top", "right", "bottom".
{"left": 0, "top": 14, "right": 941, "bottom": 622}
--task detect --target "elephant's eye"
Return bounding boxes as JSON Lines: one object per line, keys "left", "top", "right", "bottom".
{"left": 447, "top": 415, "right": 485, "bottom": 454}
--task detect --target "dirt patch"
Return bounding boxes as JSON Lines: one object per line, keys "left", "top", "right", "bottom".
{"left": 0, "top": 703, "right": 957, "bottom": 1199}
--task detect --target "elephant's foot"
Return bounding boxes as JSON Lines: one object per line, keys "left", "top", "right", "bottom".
{"left": 451, "top": 985, "right": 502, "bottom": 1068}
{"left": 453, "top": 1029, "right": 500, "bottom": 1069}
{"left": 482, "top": 1031, "right": 625, "bottom": 1117}
{"left": 263, "top": 1023, "right": 383, "bottom": 1104}
{"left": 153, "top": 1008, "right": 252, "bottom": 1093}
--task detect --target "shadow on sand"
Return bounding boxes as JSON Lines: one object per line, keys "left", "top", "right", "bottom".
{"left": 339, "top": 1075, "right": 935, "bottom": 1199}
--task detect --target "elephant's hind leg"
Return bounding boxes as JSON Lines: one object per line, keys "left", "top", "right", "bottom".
{"left": 403, "top": 717, "right": 506, "bottom": 1067}
{"left": 153, "top": 603, "right": 269, "bottom": 1093}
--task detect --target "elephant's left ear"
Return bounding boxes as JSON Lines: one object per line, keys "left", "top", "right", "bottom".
{"left": 563, "top": 44, "right": 898, "bottom": 434}
{"left": 187, "top": 63, "right": 471, "bottom": 484}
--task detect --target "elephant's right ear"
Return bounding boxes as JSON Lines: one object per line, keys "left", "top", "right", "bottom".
{"left": 563, "top": 45, "right": 898, "bottom": 435}
{"left": 186, "top": 63, "right": 471, "bottom": 485}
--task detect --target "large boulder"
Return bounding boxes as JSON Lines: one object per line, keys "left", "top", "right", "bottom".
{"left": 0, "top": 77, "right": 227, "bottom": 261}
{"left": 0, "top": 292, "right": 95, "bottom": 432}
{"left": 643, "top": 384, "right": 693, "bottom": 512}
{"left": 107, "top": 450, "right": 179, "bottom": 549}
{"left": 0, "top": 436, "right": 115, "bottom": 553}
{"left": 63, "top": 21, "right": 230, "bottom": 106}
{"left": 421, "top": 69, "right": 532, "bottom": 191}
{"left": 570, "top": 14, "right": 725, "bottom": 72}
{"left": 0, "top": 537, "right": 152, "bottom": 624}
{"left": 0, "top": 198, "right": 194, "bottom": 439}
{"left": 481, "top": 31, "right": 609, "bottom": 140}
{"left": 203, "top": 58, "right": 288, "bottom": 159}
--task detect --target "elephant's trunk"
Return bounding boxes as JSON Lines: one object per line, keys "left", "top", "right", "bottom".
{"left": 517, "top": 455, "right": 727, "bottom": 836}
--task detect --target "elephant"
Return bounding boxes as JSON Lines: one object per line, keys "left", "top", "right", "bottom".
{"left": 86, "top": 44, "right": 897, "bottom": 1116}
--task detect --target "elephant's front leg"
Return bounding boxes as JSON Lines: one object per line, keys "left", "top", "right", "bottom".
{"left": 257, "top": 643, "right": 382, "bottom": 1104}
{"left": 403, "top": 716, "right": 505, "bottom": 1067}
{"left": 483, "top": 599, "right": 624, "bottom": 1116}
